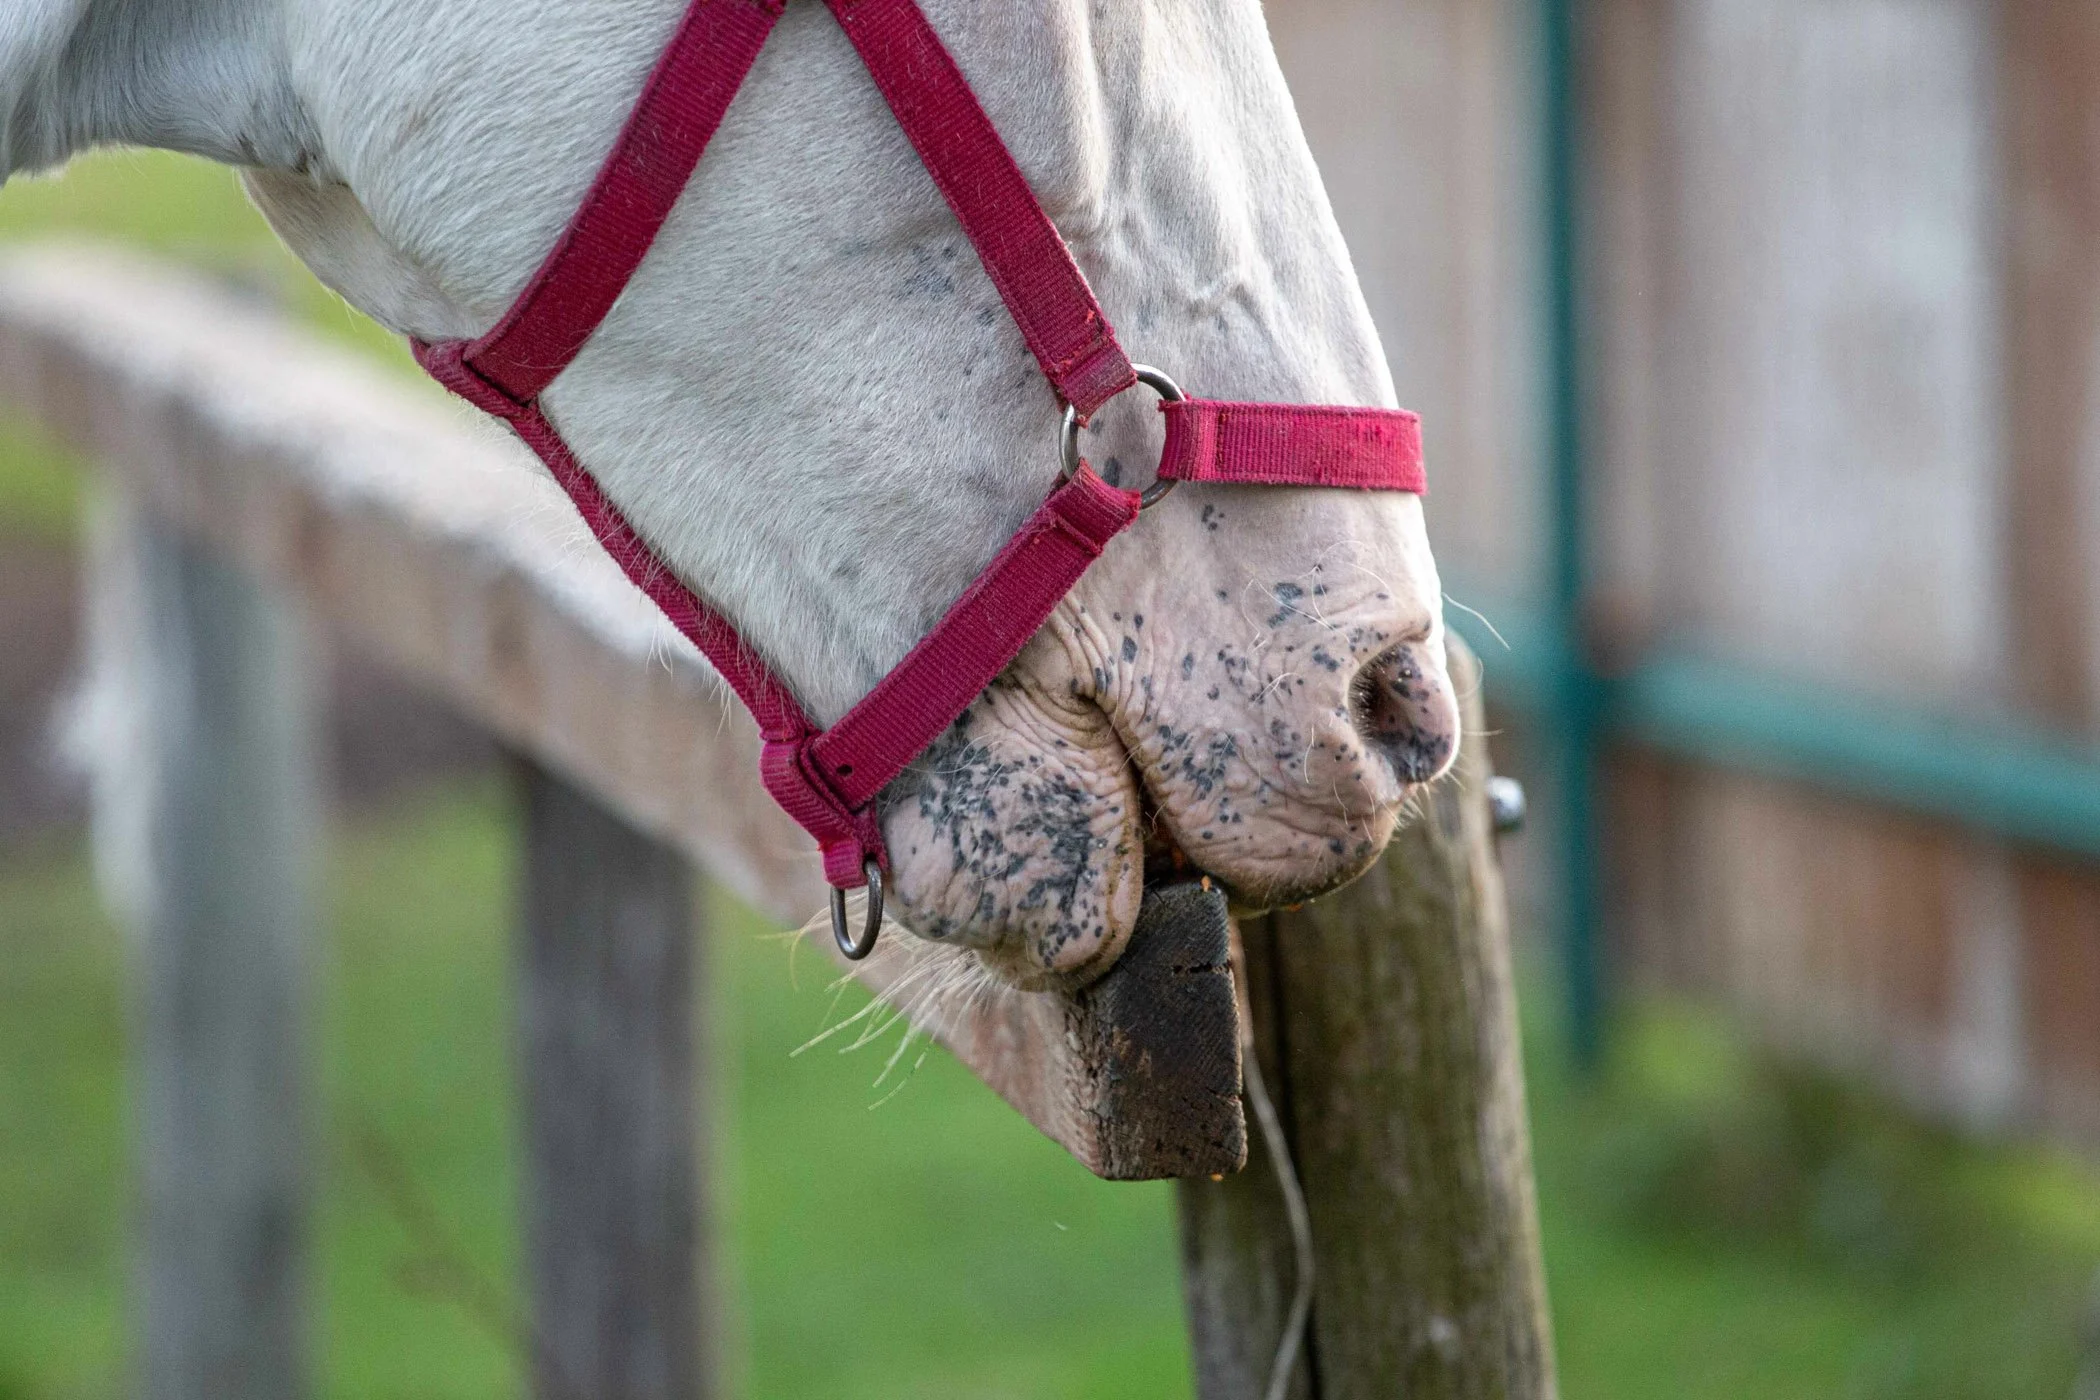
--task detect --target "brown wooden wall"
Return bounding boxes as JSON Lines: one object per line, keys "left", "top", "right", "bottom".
{"left": 1268, "top": 0, "right": 2100, "bottom": 1147}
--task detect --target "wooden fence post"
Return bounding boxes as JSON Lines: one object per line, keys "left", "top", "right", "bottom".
{"left": 1177, "top": 638, "right": 1556, "bottom": 1398}
{"left": 92, "top": 498, "right": 318, "bottom": 1400}
{"left": 516, "top": 757, "right": 713, "bottom": 1400}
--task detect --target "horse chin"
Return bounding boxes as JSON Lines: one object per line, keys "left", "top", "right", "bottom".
{"left": 877, "top": 678, "right": 1148, "bottom": 994}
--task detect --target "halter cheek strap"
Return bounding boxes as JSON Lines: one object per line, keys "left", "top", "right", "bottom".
{"left": 414, "top": 0, "right": 1426, "bottom": 955}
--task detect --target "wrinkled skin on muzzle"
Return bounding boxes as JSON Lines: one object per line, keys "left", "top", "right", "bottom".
{"left": 884, "top": 459, "right": 1457, "bottom": 991}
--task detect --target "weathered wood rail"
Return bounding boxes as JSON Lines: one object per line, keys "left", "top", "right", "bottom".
{"left": 0, "top": 244, "right": 1244, "bottom": 1180}
{"left": 0, "top": 245, "right": 1553, "bottom": 1398}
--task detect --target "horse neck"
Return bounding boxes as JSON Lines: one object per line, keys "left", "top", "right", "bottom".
{"left": 1, "top": 0, "right": 320, "bottom": 178}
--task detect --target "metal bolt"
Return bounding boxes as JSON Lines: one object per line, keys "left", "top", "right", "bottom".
{"left": 1487, "top": 775, "right": 1527, "bottom": 835}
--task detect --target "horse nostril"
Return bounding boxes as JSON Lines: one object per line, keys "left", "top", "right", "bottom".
{"left": 1350, "top": 643, "right": 1459, "bottom": 783}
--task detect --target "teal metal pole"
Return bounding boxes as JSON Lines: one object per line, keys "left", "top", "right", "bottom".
{"left": 1541, "top": 0, "right": 1605, "bottom": 1067}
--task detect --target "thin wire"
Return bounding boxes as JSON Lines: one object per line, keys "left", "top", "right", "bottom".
{"left": 1243, "top": 1045, "right": 1315, "bottom": 1400}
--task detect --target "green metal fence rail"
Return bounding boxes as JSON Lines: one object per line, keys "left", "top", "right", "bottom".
{"left": 1505, "top": 0, "right": 2100, "bottom": 1067}
{"left": 1537, "top": 0, "right": 1604, "bottom": 1067}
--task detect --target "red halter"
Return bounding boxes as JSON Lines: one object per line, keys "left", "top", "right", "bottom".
{"left": 415, "top": 0, "right": 1427, "bottom": 958}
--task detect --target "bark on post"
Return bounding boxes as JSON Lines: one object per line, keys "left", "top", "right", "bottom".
{"left": 516, "top": 758, "right": 712, "bottom": 1400}
{"left": 93, "top": 499, "right": 318, "bottom": 1400}
{"left": 1178, "top": 638, "right": 1556, "bottom": 1398}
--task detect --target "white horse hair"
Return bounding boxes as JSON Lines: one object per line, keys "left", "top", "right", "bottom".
{"left": 4, "top": 0, "right": 1459, "bottom": 988}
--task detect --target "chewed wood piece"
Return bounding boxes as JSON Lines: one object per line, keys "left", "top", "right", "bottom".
{"left": 837, "top": 878, "right": 1247, "bottom": 1181}
{"left": 1075, "top": 882, "right": 1246, "bottom": 1179}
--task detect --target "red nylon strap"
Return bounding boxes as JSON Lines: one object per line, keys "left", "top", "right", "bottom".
{"left": 825, "top": 0, "right": 1137, "bottom": 420}
{"left": 766, "top": 464, "right": 1137, "bottom": 884}
{"left": 414, "top": 0, "right": 1430, "bottom": 894}
{"left": 425, "top": 322, "right": 1142, "bottom": 886}
{"left": 759, "top": 743, "right": 885, "bottom": 888}
{"left": 463, "top": 0, "right": 787, "bottom": 405}
{"left": 813, "top": 466, "right": 1140, "bottom": 808}
{"left": 1159, "top": 399, "right": 1428, "bottom": 493}
{"left": 410, "top": 356, "right": 818, "bottom": 740}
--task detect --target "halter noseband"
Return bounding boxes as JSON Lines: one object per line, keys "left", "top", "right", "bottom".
{"left": 414, "top": 0, "right": 1427, "bottom": 960}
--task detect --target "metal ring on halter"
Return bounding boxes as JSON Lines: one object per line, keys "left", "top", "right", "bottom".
{"left": 831, "top": 860, "right": 884, "bottom": 960}
{"left": 1060, "top": 364, "right": 1186, "bottom": 510}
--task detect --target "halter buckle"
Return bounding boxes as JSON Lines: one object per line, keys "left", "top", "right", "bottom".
{"left": 1059, "top": 364, "right": 1185, "bottom": 509}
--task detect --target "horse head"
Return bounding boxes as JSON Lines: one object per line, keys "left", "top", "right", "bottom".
{"left": 3, "top": 0, "right": 1459, "bottom": 989}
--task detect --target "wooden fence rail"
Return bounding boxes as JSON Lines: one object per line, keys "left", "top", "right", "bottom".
{"left": 0, "top": 245, "right": 1553, "bottom": 1399}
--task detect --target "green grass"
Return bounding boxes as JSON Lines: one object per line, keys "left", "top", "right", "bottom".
{"left": 1529, "top": 1006, "right": 2100, "bottom": 1399}
{"left": 0, "top": 784, "right": 1191, "bottom": 1400}
{"left": 2, "top": 148, "right": 296, "bottom": 255}
{"left": 4, "top": 784, "right": 2097, "bottom": 1397}
{"left": 0, "top": 419, "right": 85, "bottom": 546}
{"left": 0, "top": 838, "right": 128, "bottom": 1400}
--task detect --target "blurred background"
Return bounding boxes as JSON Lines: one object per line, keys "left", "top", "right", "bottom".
{"left": 8, "top": 1, "right": 2100, "bottom": 1397}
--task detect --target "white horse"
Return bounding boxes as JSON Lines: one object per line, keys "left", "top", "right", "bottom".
{"left": 2, "top": 0, "right": 1458, "bottom": 989}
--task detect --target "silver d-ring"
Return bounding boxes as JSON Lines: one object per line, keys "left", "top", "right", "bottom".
{"left": 1059, "top": 364, "right": 1186, "bottom": 509}
{"left": 831, "top": 860, "right": 884, "bottom": 961}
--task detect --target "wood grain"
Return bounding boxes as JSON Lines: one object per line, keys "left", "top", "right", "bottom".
{"left": 99, "top": 499, "right": 318, "bottom": 1400}
{"left": 1179, "top": 642, "right": 1557, "bottom": 1399}
{"left": 517, "top": 758, "right": 711, "bottom": 1400}
{"left": 2003, "top": 0, "right": 2100, "bottom": 731}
